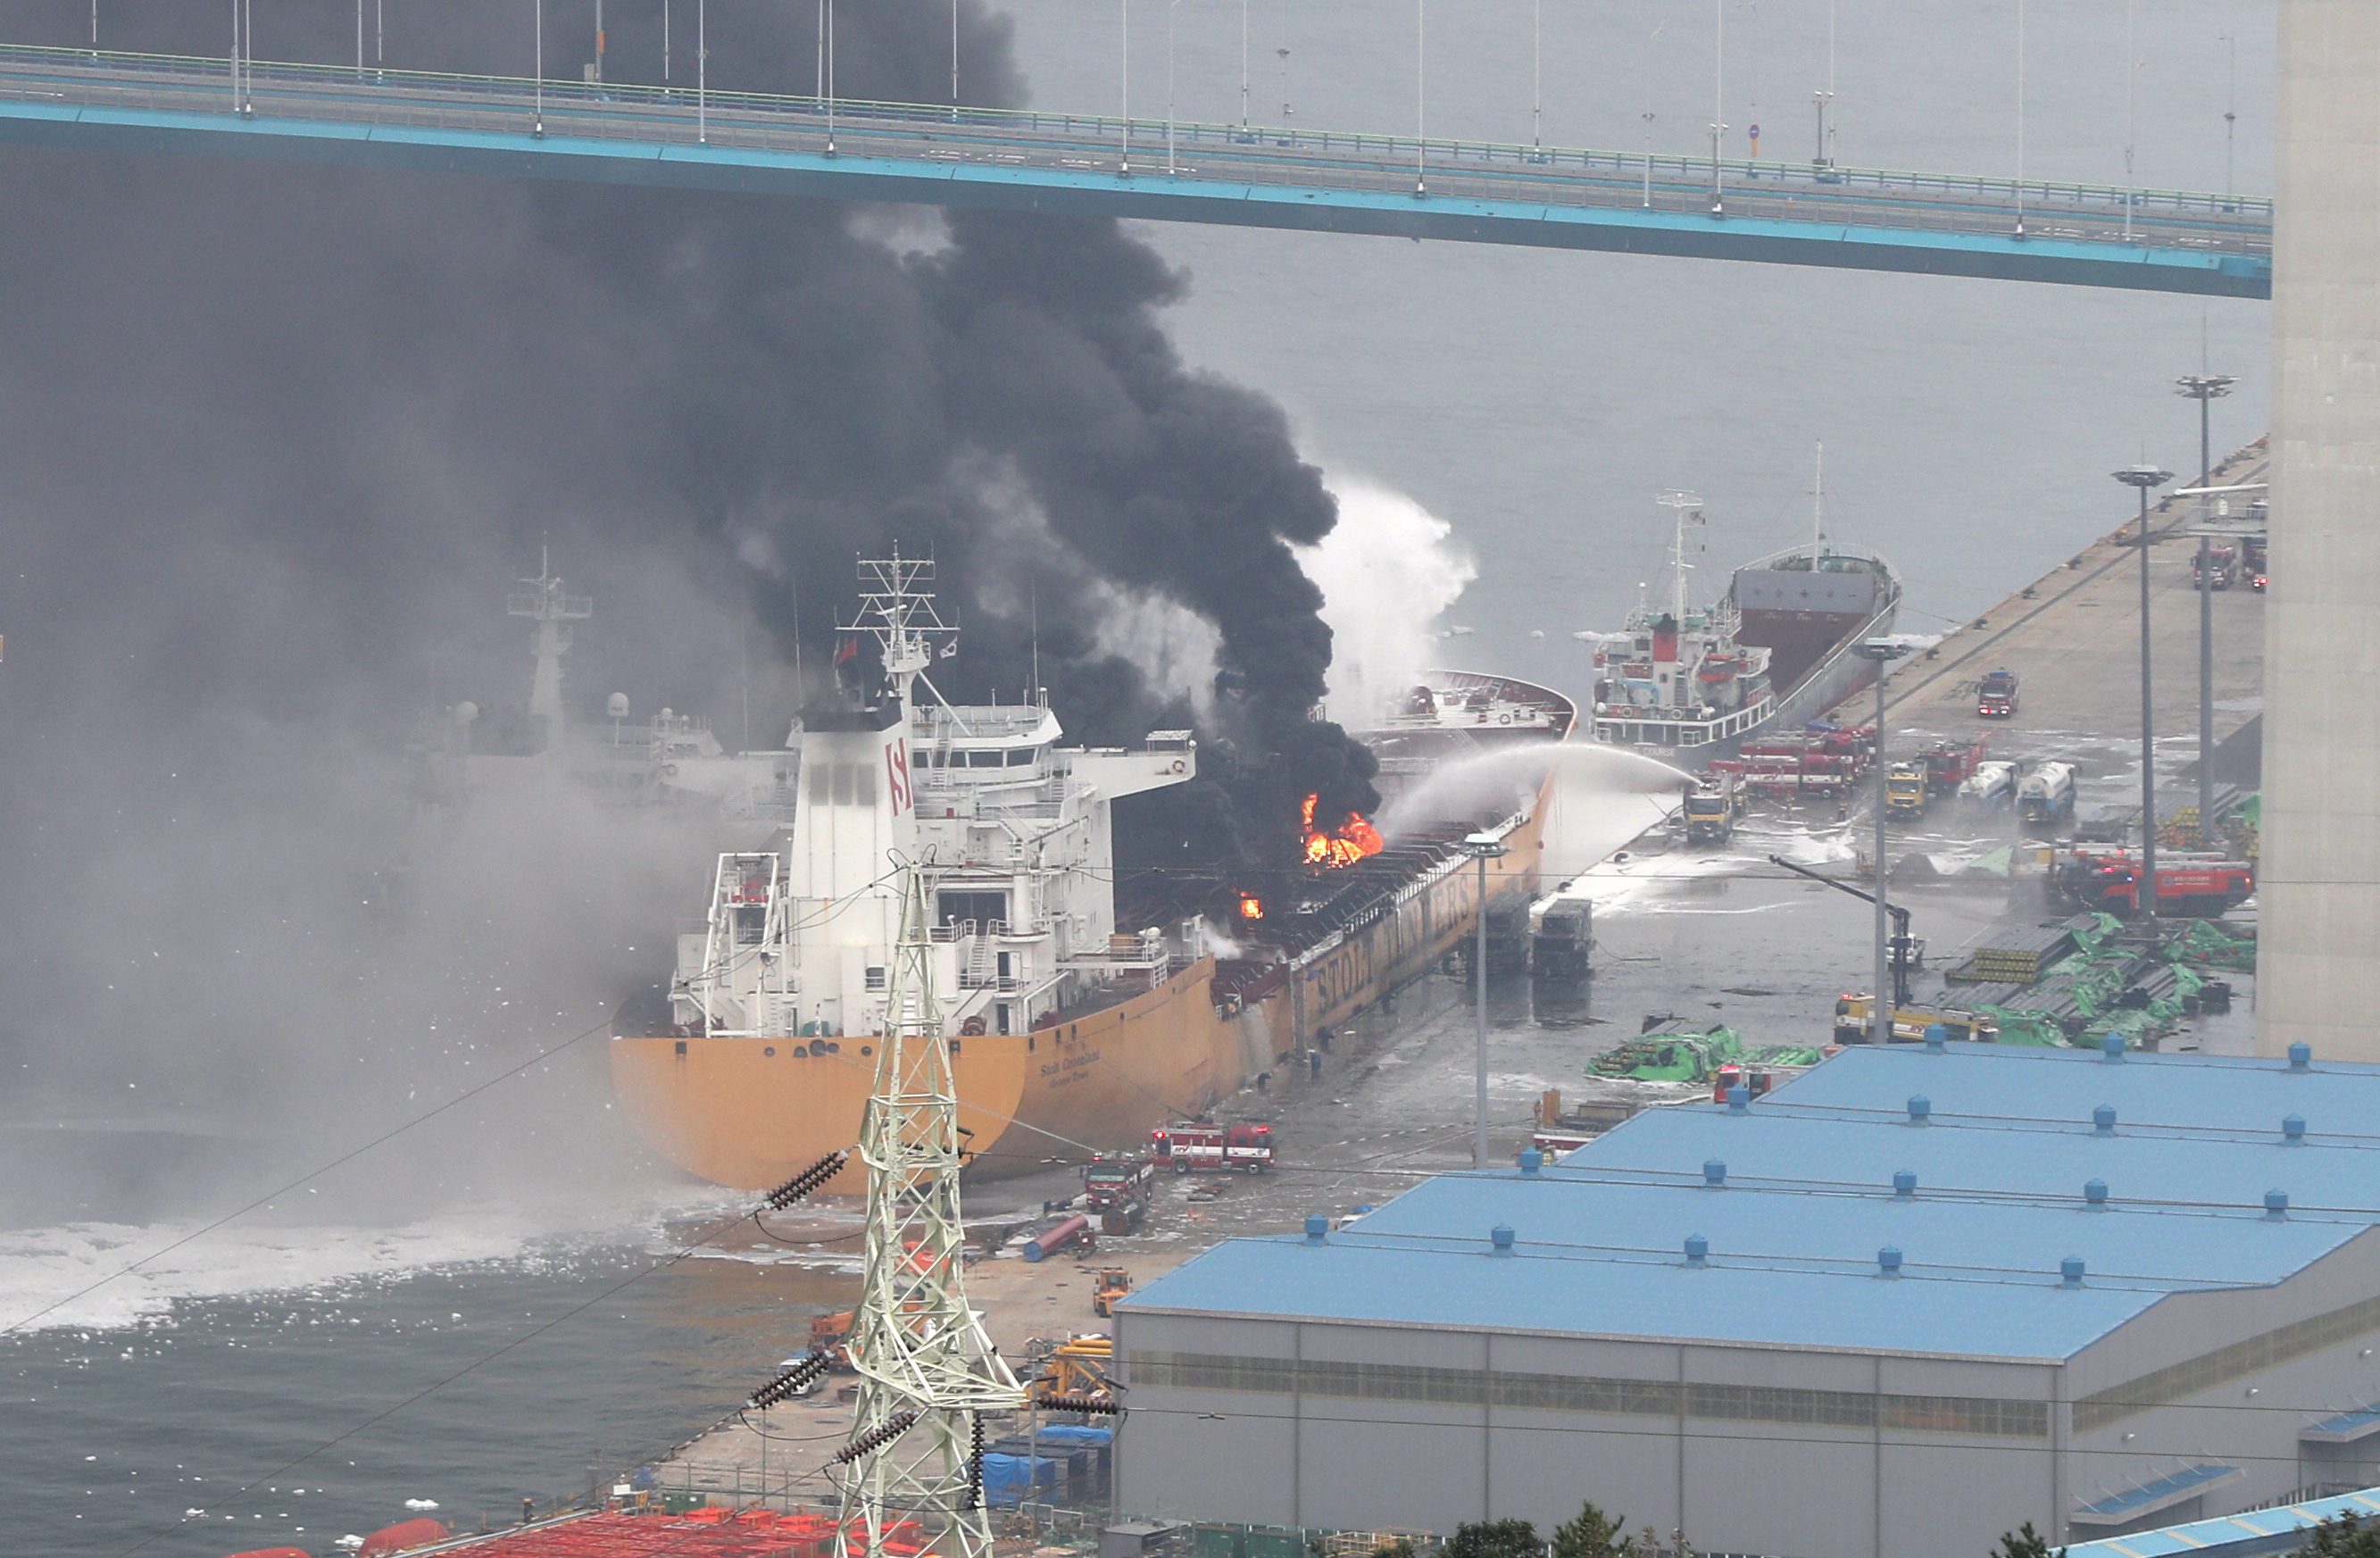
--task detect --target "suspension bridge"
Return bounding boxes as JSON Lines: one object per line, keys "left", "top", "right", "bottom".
{"left": 0, "top": 44, "right": 2271, "bottom": 298}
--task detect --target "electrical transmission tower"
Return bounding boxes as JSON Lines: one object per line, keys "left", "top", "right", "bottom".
{"left": 833, "top": 863, "right": 1022, "bottom": 1558}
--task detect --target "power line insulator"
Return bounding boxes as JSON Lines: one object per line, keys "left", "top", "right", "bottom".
{"left": 765, "top": 1148, "right": 852, "bottom": 1210}
{"left": 831, "top": 1410, "right": 920, "bottom": 1465}
{"left": 747, "top": 1348, "right": 834, "bottom": 1409}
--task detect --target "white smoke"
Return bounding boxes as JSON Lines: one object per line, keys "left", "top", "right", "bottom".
{"left": 1295, "top": 477, "right": 1477, "bottom": 728}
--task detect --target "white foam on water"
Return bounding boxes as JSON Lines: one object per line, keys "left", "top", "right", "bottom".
{"left": 0, "top": 1185, "right": 753, "bottom": 1335}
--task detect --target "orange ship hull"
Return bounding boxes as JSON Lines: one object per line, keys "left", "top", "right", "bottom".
{"left": 612, "top": 795, "right": 1551, "bottom": 1190}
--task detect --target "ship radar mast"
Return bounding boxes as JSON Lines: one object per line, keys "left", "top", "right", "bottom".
{"left": 1656, "top": 490, "right": 1706, "bottom": 628}
{"left": 1811, "top": 440, "right": 1827, "bottom": 565}
{"left": 842, "top": 547, "right": 957, "bottom": 715}
{"left": 506, "top": 546, "right": 593, "bottom": 749}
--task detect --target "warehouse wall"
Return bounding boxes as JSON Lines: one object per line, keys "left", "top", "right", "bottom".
{"left": 2062, "top": 1233, "right": 2380, "bottom": 1532}
{"left": 1116, "top": 1312, "right": 2063, "bottom": 1558}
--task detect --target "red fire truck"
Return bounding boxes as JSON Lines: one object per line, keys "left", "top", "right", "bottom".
{"left": 1079, "top": 1153, "right": 1159, "bottom": 1233}
{"left": 2048, "top": 848, "right": 2255, "bottom": 918}
{"left": 1921, "top": 735, "right": 1990, "bottom": 795}
{"left": 1151, "top": 1121, "right": 1277, "bottom": 1174}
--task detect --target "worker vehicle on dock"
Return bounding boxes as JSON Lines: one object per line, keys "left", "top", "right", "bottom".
{"left": 2018, "top": 762, "right": 2077, "bottom": 831}
{"left": 1531, "top": 1088, "right": 1643, "bottom": 1155}
{"left": 1079, "top": 1153, "right": 1157, "bottom": 1233}
{"left": 2049, "top": 847, "right": 2255, "bottom": 919}
{"left": 2193, "top": 546, "right": 2242, "bottom": 590}
{"left": 1959, "top": 760, "right": 2017, "bottom": 807}
{"left": 1922, "top": 736, "right": 1990, "bottom": 795}
{"left": 1885, "top": 763, "right": 1930, "bottom": 821}
{"left": 1092, "top": 1267, "right": 1134, "bottom": 1318}
{"left": 1710, "top": 1063, "right": 1778, "bottom": 1102}
{"left": 1833, "top": 995, "right": 1998, "bottom": 1046}
{"left": 1682, "top": 774, "right": 1744, "bottom": 846}
{"left": 1151, "top": 1121, "right": 1276, "bottom": 1174}
{"left": 1978, "top": 670, "right": 2019, "bottom": 719}
{"left": 810, "top": 1310, "right": 856, "bottom": 1372}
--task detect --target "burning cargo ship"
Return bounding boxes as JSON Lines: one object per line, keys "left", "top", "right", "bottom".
{"left": 609, "top": 558, "right": 1563, "bottom": 1190}
{"left": 1585, "top": 492, "right": 1899, "bottom": 754}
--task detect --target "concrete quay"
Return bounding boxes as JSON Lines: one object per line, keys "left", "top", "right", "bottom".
{"left": 1870, "top": 437, "right": 2269, "bottom": 798}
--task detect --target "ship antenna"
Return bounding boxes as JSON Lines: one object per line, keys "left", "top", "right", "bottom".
{"left": 506, "top": 547, "right": 592, "bottom": 752}
{"left": 1656, "top": 489, "right": 1704, "bottom": 627}
{"left": 1812, "top": 439, "right": 1826, "bottom": 564}
{"left": 832, "top": 861, "right": 1023, "bottom": 1558}
{"left": 845, "top": 546, "right": 961, "bottom": 721}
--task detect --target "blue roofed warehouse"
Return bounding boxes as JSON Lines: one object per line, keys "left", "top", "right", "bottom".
{"left": 1111, "top": 1044, "right": 2380, "bottom": 1558}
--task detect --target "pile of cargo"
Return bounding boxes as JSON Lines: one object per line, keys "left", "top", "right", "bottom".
{"left": 1588, "top": 1022, "right": 1827, "bottom": 1084}
{"left": 982, "top": 1424, "right": 1115, "bottom": 1508}
{"left": 1946, "top": 921, "right": 2083, "bottom": 986}
{"left": 1955, "top": 913, "right": 2247, "bottom": 1046}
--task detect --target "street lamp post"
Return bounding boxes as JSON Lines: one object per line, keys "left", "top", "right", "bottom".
{"left": 1466, "top": 831, "right": 1510, "bottom": 1169}
{"left": 2115, "top": 464, "right": 2176, "bottom": 934}
{"left": 1853, "top": 639, "right": 1910, "bottom": 1044}
{"left": 2176, "top": 374, "right": 2236, "bottom": 844}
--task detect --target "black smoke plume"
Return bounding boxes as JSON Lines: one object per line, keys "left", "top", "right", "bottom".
{"left": 0, "top": 0, "right": 1375, "bottom": 1176}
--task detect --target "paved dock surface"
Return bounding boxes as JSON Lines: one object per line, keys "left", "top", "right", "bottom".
{"left": 1873, "top": 439, "right": 2268, "bottom": 821}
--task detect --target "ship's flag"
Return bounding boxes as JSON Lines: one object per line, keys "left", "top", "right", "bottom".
{"left": 835, "top": 636, "right": 858, "bottom": 665}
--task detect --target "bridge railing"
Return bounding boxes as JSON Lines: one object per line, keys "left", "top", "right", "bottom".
{"left": 0, "top": 41, "right": 2269, "bottom": 255}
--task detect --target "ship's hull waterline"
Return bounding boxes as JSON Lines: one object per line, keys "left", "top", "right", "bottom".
{"left": 612, "top": 791, "right": 1552, "bottom": 1191}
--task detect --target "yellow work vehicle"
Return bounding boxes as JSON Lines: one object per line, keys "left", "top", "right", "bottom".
{"left": 1028, "top": 1335, "right": 1114, "bottom": 1404}
{"left": 1884, "top": 762, "right": 1930, "bottom": 821}
{"left": 1092, "top": 1267, "right": 1134, "bottom": 1318}
{"left": 1832, "top": 995, "right": 1996, "bottom": 1046}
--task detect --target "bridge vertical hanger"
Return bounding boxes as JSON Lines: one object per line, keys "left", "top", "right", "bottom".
{"left": 1708, "top": 0, "right": 1725, "bottom": 214}
{"left": 2014, "top": 0, "right": 2027, "bottom": 237}
{"left": 833, "top": 863, "right": 1024, "bottom": 1558}
{"left": 1414, "top": 0, "right": 1426, "bottom": 195}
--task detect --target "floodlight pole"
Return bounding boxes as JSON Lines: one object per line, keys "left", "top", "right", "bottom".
{"left": 2115, "top": 464, "right": 2176, "bottom": 932}
{"left": 2176, "top": 374, "right": 2235, "bottom": 842}
{"left": 1467, "top": 832, "right": 1509, "bottom": 1169}
{"left": 1854, "top": 639, "right": 1908, "bottom": 1043}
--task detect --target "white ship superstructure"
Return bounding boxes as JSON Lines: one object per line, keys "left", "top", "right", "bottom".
{"left": 1585, "top": 492, "right": 1778, "bottom": 749}
{"left": 670, "top": 553, "right": 1198, "bottom": 1046}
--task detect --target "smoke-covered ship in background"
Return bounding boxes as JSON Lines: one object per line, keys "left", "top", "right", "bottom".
{"left": 1352, "top": 671, "right": 1577, "bottom": 806}
{"left": 607, "top": 556, "right": 1560, "bottom": 1191}
{"left": 1582, "top": 492, "right": 1899, "bottom": 755}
